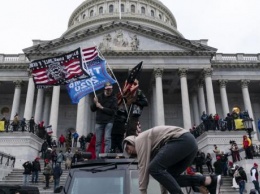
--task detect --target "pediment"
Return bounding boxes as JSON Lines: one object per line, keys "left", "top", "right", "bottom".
{"left": 23, "top": 21, "right": 217, "bottom": 58}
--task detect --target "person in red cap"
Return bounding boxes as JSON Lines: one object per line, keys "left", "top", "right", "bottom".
{"left": 90, "top": 82, "right": 118, "bottom": 158}
{"left": 31, "top": 157, "right": 41, "bottom": 183}
{"left": 243, "top": 135, "right": 253, "bottom": 159}
{"left": 251, "top": 163, "right": 260, "bottom": 194}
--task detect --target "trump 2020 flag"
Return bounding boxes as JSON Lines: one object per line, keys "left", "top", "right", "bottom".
{"left": 29, "top": 48, "right": 90, "bottom": 88}
{"left": 67, "top": 54, "right": 116, "bottom": 104}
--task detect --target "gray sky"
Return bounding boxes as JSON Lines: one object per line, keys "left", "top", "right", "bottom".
{"left": 0, "top": 0, "right": 259, "bottom": 54}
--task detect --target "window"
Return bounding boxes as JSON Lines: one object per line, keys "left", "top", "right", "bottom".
{"left": 121, "top": 4, "right": 124, "bottom": 12}
{"left": 131, "top": 5, "right": 135, "bottom": 13}
{"left": 151, "top": 10, "right": 154, "bottom": 17}
{"left": 82, "top": 14, "right": 86, "bottom": 19}
{"left": 159, "top": 14, "right": 162, "bottom": 20}
{"left": 141, "top": 7, "right": 145, "bottom": 14}
{"left": 109, "top": 5, "right": 114, "bottom": 13}
{"left": 90, "top": 10, "right": 94, "bottom": 17}
{"left": 99, "top": 6, "right": 103, "bottom": 14}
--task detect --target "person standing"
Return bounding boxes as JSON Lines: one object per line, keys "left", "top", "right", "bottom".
{"left": 59, "top": 134, "right": 66, "bottom": 147}
{"left": 205, "top": 153, "right": 214, "bottom": 174}
{"left": 251, "top": 163, "right": 260, "bottom": 194}
{"left": 123, "top": 125, "right": 222, "bottom": 194}
{"left": 29, "top": 116, "right": 35, "bottom": 133}
{"left": 234, "top": 165, "right": 247, "bottom": 194}
{"left": 20, "top": 118, "right": 26, "bottom": 132}
{"left": 31, "top": 157, "right": 41, "bottom": 183}
{"left": 53, "top": 163, "right": 63, "bottom": 192}
{"left": 40, "top": 140, "right": 48, "bottom": 159}
{"left": 64, "top": 149, "right": 74, "bottom": 170}
{"left": 243, "top": 135, "right": 253, "bottom": 159}
{"left": 90, "top": 82, "right": 117, "bottom": 158}
{"left": 213, "top": 156, "right": 223, "bottom": 176}
{"left": 213, "top": 144, "right": 220, "bottom": 159}
{"left": 22, "top": 161, "right": 32, "bottom": 186}
{"left": 51, "top": 148, "right": 58, "bottom": 169}
{"left": 72, "top": 131, "right": 79, "bottom": 148}
{"left": 43, "top": 159, "right": 52, "bottom": 190}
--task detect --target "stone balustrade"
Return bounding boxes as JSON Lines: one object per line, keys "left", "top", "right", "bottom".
{"left": 0, "top": 54, "right": 29, "bottom": 63}
{"left": 213, "top": 53, "right": 260, "bottom": 61}
{"left": 0, "top": 151, "right": 15, "bottom": 180}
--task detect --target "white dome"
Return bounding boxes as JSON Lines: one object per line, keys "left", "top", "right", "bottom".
{"left": 62, "top": 0, "right": 183, "bottom": 37}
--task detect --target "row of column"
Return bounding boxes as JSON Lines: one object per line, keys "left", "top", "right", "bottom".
{"left": 151, "top": 68, "right": 255, "bottom": 131}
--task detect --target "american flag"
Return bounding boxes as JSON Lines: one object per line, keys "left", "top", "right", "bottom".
{"left": 29, "top": 48, "right": 90, "bottom": 88}
{"left": 81, "top": 46, "right": 99, "bottom": 62}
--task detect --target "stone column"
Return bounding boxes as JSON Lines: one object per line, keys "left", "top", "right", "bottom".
{"left": 34, "top": 89, "right": 44, "bottom": 124}
{"left": 10, "top": 81, "right": 23, "bottom": 119}
{"left": 76, "top": 96, "right": 88, "bottom": 136}
{"left": 241, "top": 80, "right": 256, "bottom": 131}
{"left": 43, "top": 89, "right": 51, "bottom": 125}
{"left": 152, "top": 84, "right": 157, "bottom": 126}
{"left": 191, "top": 92, "right": 200, "bottom": 125}
{"left": 154, "top": 68, "right": 165, "bottom": 126}
{"left": 178, "top": 68, "right": 192, "bottom": 129}
{"left": 23, "top": 73, "right": 35, "bottom": 120}
{"left": 203, "top": 68, "right": 216, "bottom": 115}
{"left": 49, "top": 86, "right": 60, "bottom": 139}
{"left": 218, "top": 80, "right": 229, "bottom": 118}
{"left": 197, "top": 79, "right": 206, "bottom": 115}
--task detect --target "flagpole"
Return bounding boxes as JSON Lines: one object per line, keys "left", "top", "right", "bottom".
{"left": 94, "top": 44, "right": 129, "bottom": 114}
{"left": 80, "top": 47, "right": 97, "bottom": 99}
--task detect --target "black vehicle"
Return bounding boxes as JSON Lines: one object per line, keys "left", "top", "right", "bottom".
{"left": 57, "top": 153, "right": 162, "bottom": 194}
{"left": 0, "top": 185, "right": 40, "bottom": 194}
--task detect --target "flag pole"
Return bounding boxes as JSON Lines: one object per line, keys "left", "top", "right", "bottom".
{"left": 80, "top": 47, "right": 97, "bottom": 99}
{"left": 94, "top": 43, "right": 129, "bottom": 114}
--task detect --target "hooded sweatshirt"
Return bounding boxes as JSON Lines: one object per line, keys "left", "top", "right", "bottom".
{"left": 123, "top": 125, "right": 189, "bottom": 194}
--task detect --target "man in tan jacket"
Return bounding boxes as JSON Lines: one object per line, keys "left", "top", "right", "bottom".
{"left": 123, "top": 125, "right": 222, "bottom": 194}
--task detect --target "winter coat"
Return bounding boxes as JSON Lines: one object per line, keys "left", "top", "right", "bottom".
{"left": 43, "top": 163, "right": 52, "bottom": 175}
{"left": 23, "top": 161, "right": 32, "bottom": 175}
{"left": 53, "top": 165, "right": 63, "bottom": 179}
{"left": 57, "top": 153, "right": 64, "bottom": 163}
{"left": 32, "top": 160, "right": 41, "bottom": 172}
{"left": 90, "top": 92, "right": 117, "bottom": 124}
{"left": 234, "top": 167, "right": 247, "bottom": 183}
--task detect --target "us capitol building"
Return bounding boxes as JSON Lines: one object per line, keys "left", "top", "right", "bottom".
{"left": 0, "top": 0, "right": 259, "bottom": 142}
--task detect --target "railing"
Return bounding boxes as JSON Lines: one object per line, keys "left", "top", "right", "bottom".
{"left": 0, "top": 54, "right": 29, "bottom": 63}
{"left": 212, "top": 53, "right": 260, "bottom": 62}
{"left": 0, "top": 151, "right": 15, "bottom": 168}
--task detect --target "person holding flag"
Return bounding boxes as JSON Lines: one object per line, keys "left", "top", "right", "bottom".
{"left": 90, "top": 82, "right": 118, "bottom": 158}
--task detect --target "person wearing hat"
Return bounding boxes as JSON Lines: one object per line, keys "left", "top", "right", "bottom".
{"left": 31, "top": 157, "right": 41, "bottom": 183}
{"left": 43, "top": 159, "right": 52, "bottom": 189}
{"left": 234, "top": 165, "right": 247, "bottom": 194}
{"left": 243, "top": 135, "right": 253, "bottom": 159}
{"left": 251, "top": 163, "right": 260, "bottom": 194}
{"left": 90, "top": 82, "right": 117, "bottom": 158}
{"left": 123, "top": 125, "right": 222, "bottom": 194}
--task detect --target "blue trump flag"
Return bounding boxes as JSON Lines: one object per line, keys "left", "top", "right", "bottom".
{"left": 66, "top": 56, "right": 116, "bottom": 104}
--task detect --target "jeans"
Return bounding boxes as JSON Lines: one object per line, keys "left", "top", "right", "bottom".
{"left": 95, "top": 123, "right": 113, "bottom": 158}
{"left": 253, "top": 180, "right": 260, "bottom": 194}
{"left": 54, "top": 178, "right": 60, "bottom": 191}
{"left": 23, "top": 174, "right": 30, "bottom": 186}
{"left": 45, "top": 174, "right": 50, "bottom": 187}
{"left": 31, "top": 171, "right": 39, "bottom": 182}
{"left": 149, "top": 133, "right": 204, "bottom": 194}
{"left": 239, "top": 180, "right": 245, "bottom": 194}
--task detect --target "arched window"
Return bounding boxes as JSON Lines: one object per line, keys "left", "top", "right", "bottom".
{"left": 82, "top": 14, "right": 86, "bottom": 19}
{"left": 131, "top": 5, "right": 135, "bottom": 13}
{"left": 151, "top": 10, "right": 154, "bottom": 17}
{"left": 121, "top": 4, "right": 124, "bottom": 12}
{"left": 90, "top": 10, "right": 94, "bottom": 17}
{"left": 99, "top": 6, "right": 103, "bottom": 14}
{"left": 159, "top": 14, "right": 162, "bottom": 20}
{"left": 141, "top": 7, "right": 145, "bottom": 14}
{"left": 109, "top": 5, "right": 114, "bottom": 13}
{"left": 165, "top": 18, "right": 169, "bottom": 23}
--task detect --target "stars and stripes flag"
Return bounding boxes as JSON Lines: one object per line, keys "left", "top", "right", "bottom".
{"left": 29, "top": 48, "right": 90, "bottom": 88}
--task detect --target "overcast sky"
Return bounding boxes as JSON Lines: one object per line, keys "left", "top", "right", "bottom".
{"left": 0, "top": 0, "right": 259, "bottom": 54}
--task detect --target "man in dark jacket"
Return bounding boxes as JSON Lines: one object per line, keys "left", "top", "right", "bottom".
{"left": 53, "top": 163, "right": 63, "bottom": 192}
{"left": 22, "top": 161, "right": 32, "bottom": 186}
{"left": 29, "top": 116, "right": 35, "bottom": 133}
{"left": 90, "top": 82, "right": 117, "bottom": 158}
{"left": 234, "top": 165, "right": 247, "bottom": 194}
{"left": 31, "top": 157, "right": 41, "bottom": 183}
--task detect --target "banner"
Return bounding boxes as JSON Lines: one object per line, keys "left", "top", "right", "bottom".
{"left": 67, "top": 56, "right": 116, "bottom": 104}
{"left": 0, "top": 121, "right": 5, "bottom": 132}
{"left": 234, "top": 119, "right": 244, "bottom": 130}
{"left": 29, "top": 48, "right": 90, "bottom": 88}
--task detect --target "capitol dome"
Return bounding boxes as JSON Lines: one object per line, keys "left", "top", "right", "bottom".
{"left": 62, "top": 0, "right": 183, "bottom": 37}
